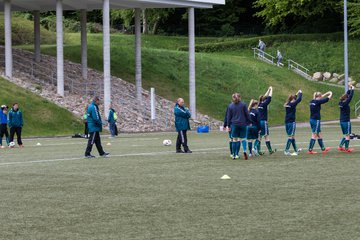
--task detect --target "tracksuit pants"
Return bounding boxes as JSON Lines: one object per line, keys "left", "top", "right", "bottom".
{"left": 85, "top": 131, "right": 105, "bottom": 156}
{"left": 9, "top": 127, "right": 22, "bottom": 145}
{"left": 0, "top": 124, "right": 9, "bottom": 146}
{"left": 176, "top": 130, "right": 189, "bottom": 151}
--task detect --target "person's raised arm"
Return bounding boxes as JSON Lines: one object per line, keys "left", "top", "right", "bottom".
{"left": 345, "top": 85, "right": 355, "bottom": 104}
{"left": 294, "top": 90, "right": 303, "bottom": 105}
{"left": 268, "top": 86, "right": 273, "bottom": 97}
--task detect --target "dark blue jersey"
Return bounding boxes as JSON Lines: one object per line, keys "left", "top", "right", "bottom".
{"left": 339, "top": 89, "right": 354, "bottom": 122}
{"left": 226, "top": 102, "right": 250, "bottom": 127}
{"left": 285, "top": 93, "right": 302, "bottom": 123}
{"left": 258, "top": 96, "right": 272, "bottom": 121}
{"left": 223, "top": 106, "right": 230, "bottom": 127}
{"left": 249, "top": 108, "right": 261, "bottom": 130}
{"left": 309, "top": 98, "right": 329, "bottom": 120}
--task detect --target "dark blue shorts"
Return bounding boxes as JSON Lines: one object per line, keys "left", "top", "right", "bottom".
{"left": 340, "top": 121, "right": 351, "bottom": 135}
{"left": 247, "top": 126, "right": 259, "bottom": 140}
{"left": 285, "top": 122, "right": 296, "bottom": 136}
{"left": 231, "top": 125, "right": 247, "bottom": 139}
{"left": 260, "top": 120, "right": 269, "bottom": 136}
{"left": 310, "top": 119, "right": 321, "bottom": 134}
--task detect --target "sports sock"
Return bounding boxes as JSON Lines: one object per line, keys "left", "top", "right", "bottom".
{"left": 318, "top": 139, "right": 325, "bottom": 151}
{"left": 266, "top": 141, "right": 273, "bottom": 152}
{"left": 229, "top": 141, "right": 233, "bottom": 155}
{"left": 256, "top": 140, "right": 261, "bottom": 152}
{"left": 235, "top": 141, "right": 241, "bottom": 156}
{"left": 285, "top": 139, "right": 292, "bottom": 152}
{"left": 339, "top": 138, "right": 346, "bottom": 147}
{"left": 6, "top": 137, "right": 9, "bottom": 146}
{"left": 231, "top": 142, "right": 236, "bottom": 156}
{"left": 0, "top": 137, "right": 2, "bottom": 146}
{"left": 291, "top": 139, "right": 298, "bottom": 152}
{"left": 308, "top": 139, "right": 316, "bottom": 151}
{"left": 248, "top": 142, "right": 253, "bottom": 154}
{"left": 242, "top": 140, "right": 247, "bottom": 153}
{"left": 345, "top": 140, "right": 350, "bottom": 150}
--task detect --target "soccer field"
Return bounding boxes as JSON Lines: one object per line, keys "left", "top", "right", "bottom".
{"left": 1, "top": 124, "right": 360, "bottom": 239}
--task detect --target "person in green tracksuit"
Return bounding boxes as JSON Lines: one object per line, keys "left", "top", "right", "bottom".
{"left": 83, "top": 105, "right": 89, "bottom": 138}
{"left": 8, "top": 103, "right": 24, "bottom": 147}
{"left": 84, "top": 96, "right": 109, "bottom": 158}
{"left": 174, "top": 98, "right": 192, "bottom": 153}
{"left": 108, "top": 106, "right": 117, "bottom": 138}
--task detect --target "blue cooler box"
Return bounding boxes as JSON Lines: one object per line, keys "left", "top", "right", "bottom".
{"left": 197, "top": 125, "right": 210, "bottom": 133}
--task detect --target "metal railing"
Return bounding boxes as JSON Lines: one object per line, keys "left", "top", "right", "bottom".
{"left": 288, "top": 59, "right": 313, "bottom": 80}
{"left": 355, "top": 99, "right": 360, "bottom": 117}
{"left": 252, "top": 48, "right": 275, "bottom": 65}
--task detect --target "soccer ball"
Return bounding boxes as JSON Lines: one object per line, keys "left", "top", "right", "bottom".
{"left": 9, "top": 142, "right": 15, "bottom": 148}
{"left": 163, "top": 139, "right": 172, "bottom": 146}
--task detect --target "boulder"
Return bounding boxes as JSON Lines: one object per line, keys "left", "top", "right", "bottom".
{"left": 333, "top": 73, "right": 340, "bottom": 78}
{"left": 313, "top": 72, "right": 323, "bottom": 81}
{"left": 338, "top": 80, "right": 345, "bottom": 85}
{"left": 323, "top": 72, "right": 332, "bottom": 80}
{"left": 350, "top": 81, "right": 357, "bottom": 86}
{"left": 356, "top": 83, "right": 360, "bottom": 88}
{"left": 329, "top": 78, "right": 339, "bottom": 83}
{"left": 337, "top": 74, "right": 345, "bottom": 80}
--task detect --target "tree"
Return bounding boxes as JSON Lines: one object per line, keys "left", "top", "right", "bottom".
{"left": 349, "top": 0, "right": 360, "bottom": 36}
{"left": 254, "top": 0, "right": 341, "bottom": 30}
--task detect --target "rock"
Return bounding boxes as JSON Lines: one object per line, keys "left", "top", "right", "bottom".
{"left": 337, "top": 74, "right": 345, "bottom": 80}
{"left": 356, "top": 83, "right": 360, "bottom": 88}
{"left": 348, "top": 77, "right": 353, "bottom": 82}
{"left": 323, "top": 72, "right": 332, "bottom": 80}
{"left": 329, "top": 78, "right": 339, "bottom": 83}
{"left": 350, "top": 81, "right": 357, "bottom": 86}
{"left": 333, "top": 73, "right": 339, "bottom": 78}
{"left": 313, "top": 72, "right": 323, "bottom": 81}
{"left": 338, "top": 80, "right": 345, "bottom": 85}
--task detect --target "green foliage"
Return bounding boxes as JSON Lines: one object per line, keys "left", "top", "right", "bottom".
{"left": 254, "top": 0, "right": 341, "bottom": 30}
{"left": 0, "top": 14, "right": 55, "bottom": 45}
{"left": 349, "top": 0, "right": 360, "bottom": 36}
{"left": 0, "top": 78, "right": 82, "bottom": 137}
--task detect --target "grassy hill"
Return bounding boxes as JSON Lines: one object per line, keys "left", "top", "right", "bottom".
{"left": 19, "top": 32, "right": 358, "bottom": 125}
{"left": 0, "top": 77, "right": 82, "bottom": 137}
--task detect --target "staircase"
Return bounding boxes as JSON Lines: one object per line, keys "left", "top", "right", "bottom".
{"left": 0, "top": 47, "right": 221, "bottom": 133}
{"left": 288, "top": 59, "right": 314, "bottom": 81}
{"left": 252, "top": 48, "right": 276, "bottom": 65}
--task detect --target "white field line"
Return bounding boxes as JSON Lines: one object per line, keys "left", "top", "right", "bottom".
{"left": 0, "top": 140, "right": 359, "bottom": 168}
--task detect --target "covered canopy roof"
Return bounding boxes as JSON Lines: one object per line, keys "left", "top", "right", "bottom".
{"left": 0, "top": 0, "right": 225, "bottom": 11}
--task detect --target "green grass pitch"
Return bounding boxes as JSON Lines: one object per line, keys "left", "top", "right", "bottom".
{"left": 1, "top": 124, "right": 360, "bottom": 239}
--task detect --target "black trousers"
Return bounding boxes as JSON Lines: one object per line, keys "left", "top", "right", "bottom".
{"left": 84, "top": 122, "right": 89, "bottom": 136}
{"left": 85, "top": 131, "right": 105, "bottom": 156}
{"left": 10, "top": 127, "right": 22, "bottom": 145}
{"left": 0, "top": 124, "right": 9, "bottom": 145}
{"left": 176, "top": 130, "right": 189, "bottom": 151}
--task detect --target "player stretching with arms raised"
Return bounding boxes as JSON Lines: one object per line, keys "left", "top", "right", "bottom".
{"left": 308, "top": 91, "right": 332, "bottom": 154}
{"left": 258, "top": 86, "right": 276, "bottom": 155}
{"left": 338, "top": 84, "right": 355, "bottom": 153}
{"left": 284, "top": 90, "right": 303, "bottom": 156}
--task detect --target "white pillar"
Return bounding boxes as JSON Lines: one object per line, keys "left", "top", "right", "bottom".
{"left": 188, "top": 8, "right": 196, "bottom": 119}
{"left": 34, "top": 10, "right": 41, "bottom": 63}
{"left": 81, "top": 9, "right": 88, "bottom": 80}
{"left": 135, "top": 8, "right": 142, "bottom": 104}
{"left": 4, "top": 0, "right": 12, "bottom": 78}
{"left": 103, "top": 0, "right": 111, "bottom": 117}
{"left": 56, "top": 0, "right": 64, "bottom": 96}
{"left": 344, "top": 0, "right": 349, "bottom": 93}
{"left": 151, "top": 88, "right": 156, "bottom": 121}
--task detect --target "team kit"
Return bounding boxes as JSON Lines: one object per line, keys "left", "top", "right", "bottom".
{"left": 224, "top": 85, "right": 355, "bottom": 160}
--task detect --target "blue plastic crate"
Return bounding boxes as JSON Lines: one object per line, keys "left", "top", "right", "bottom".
{"left": 197, "top": 125, "right": 210, "bottom": 133}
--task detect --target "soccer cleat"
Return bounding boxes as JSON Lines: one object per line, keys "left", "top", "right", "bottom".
{"left": 234, "top": 155, "right": 240, "bottom": 159}
{"left": 344, "top": 148, "right": 354, "bottom": 153}
{"left": 258, "top": 151, "right": 265, "bottom": 156}
{"left": 338, "top": 147, "right": 345, "bottom": 152}
{"left": 230, "top": 154, "right": 233, "bottom": 158}
{"left": 243, "top": 152, "right": 248, "bottom": 160}
{"left": 269, "top": 149, "right": 277, "bottom": 155}
{"left": 322, "top": 147, "right": 331, "bottom": 154}
{"left": 184, "top": 150, "right": 192, "bottom": 154}
{"left": 307, "top": 150, "right": 317, "bottom": 154}
{"left": 249, "top": 153, "right": 252, "bottom": 158}
{"left": 100, "top": 152, "right": 110, "bottom": 157}
{"left": 19, "top": 145, "right": 24, "bottom": 148}
{"left": 0, "top": 146, "right": 5, "bottom": 149}
{"left": 176, "top": 150, "right": 185, "bottom": 153}
{"left": 85, "top": 155, "right": 96, "bottom": 159}
{"left": 284, "top": 151, "right": 291, "bottom": 156}
{"left": 290, "top": 152, "right": 298, "bottom": 156}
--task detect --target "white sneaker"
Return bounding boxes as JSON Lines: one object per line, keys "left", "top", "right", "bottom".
{"left": 284, "top": 151, "right": 291, "bottom": 156}
{"left": 291, "top": 152, "right": 298, "bottom": 156}
{"left": 249, "top": 153, "right": 253, "bottom": 158}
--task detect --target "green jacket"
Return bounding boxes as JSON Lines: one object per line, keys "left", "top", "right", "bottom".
{"left": 174, "top": 104, "right": 191, "bottom": 132}
{"left": 8, "top": 108, "right": 23, "bottom": 128}
{"left": 87, "top": 101, "right": 102, "bottom": 133}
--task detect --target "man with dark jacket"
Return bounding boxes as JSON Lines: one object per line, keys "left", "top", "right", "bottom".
{"left": 85, "top": 96, "right": 109, "bottom": 158}
{"left": 8, "top": 103, "right": 23, "bottom": 148}
{"left": 174, "top": 98, "right": 192, "bottom": 153}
